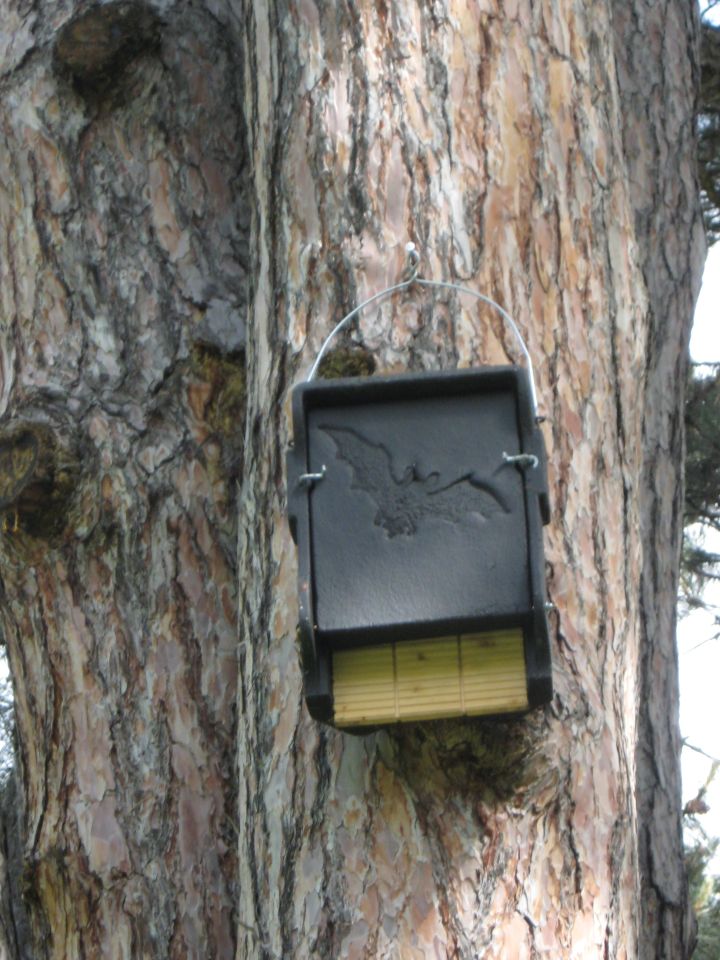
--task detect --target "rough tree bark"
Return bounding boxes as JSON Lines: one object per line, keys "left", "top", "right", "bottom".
{"left": 0, "top": 1, "right": 704, "bottom": 959}
{"left": 612, "top": 4, "right": 706, "bottom": 955}
{"left": 0, "top": 3, "right": 245, "bottom": 956}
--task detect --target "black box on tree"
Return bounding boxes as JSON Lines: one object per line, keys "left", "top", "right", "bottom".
{"left": 287, "top": 365, "right": 552, "bottom": 729}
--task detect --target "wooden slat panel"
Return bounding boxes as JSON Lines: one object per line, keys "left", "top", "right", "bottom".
{"left": 333, "top": 644, "right": 396, "bottom": 725}
{"left": 333, "top": 630, "right": 528, "bottom": 726}
{"left": 461, "top": 630, "right": 528, "bottom": 714}
{"left": 395, "top": 638, "right": 461, "bottom": 720}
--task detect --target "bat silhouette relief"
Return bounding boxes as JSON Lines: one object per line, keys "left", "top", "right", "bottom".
{"left": 320, "top": 425, "right": 509, "bottom": 538}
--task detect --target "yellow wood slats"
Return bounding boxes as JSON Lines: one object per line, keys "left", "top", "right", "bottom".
{"left": 333, "top": 629, "right": 528, "bottom": 727}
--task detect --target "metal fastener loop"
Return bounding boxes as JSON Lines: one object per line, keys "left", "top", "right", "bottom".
{"left": 502, "top": 452, "right": 539, "bottom": 469}
{"left": 297, "top": 465, "right": 327, "bottom": 488}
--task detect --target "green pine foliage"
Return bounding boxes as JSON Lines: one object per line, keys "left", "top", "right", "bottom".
{"left": 696, "top": 881, "right": 720, "bottom": 959}
{"left": 700, "top": 18, "right": 720, "bottom": 244}
{"left": 687, "top": 839, "right": 720, "bottom": 958}
{"left": 681, "top": 365, "right": 720, "bottom": 616}
{"left": 685, "top": 367, "right": 720, "bottom": 531}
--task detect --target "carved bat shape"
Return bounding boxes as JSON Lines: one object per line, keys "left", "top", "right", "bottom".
{"left": 320, "top": 425, "right": 509, "bottom": 538}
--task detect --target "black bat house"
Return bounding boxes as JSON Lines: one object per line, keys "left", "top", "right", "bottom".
{"left": 287, "top": 366, "right": 552, "bottom": 728}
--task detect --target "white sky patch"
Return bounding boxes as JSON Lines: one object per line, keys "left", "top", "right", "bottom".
{"left": 682, "top": 241, "right": 720, "bottom": 869}
{"left": 690, "top": 244, "right": 720, "bottom": 364}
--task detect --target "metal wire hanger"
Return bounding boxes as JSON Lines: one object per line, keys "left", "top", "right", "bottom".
{"left": 307, "top": 243, "right": 539, "bottom": 417}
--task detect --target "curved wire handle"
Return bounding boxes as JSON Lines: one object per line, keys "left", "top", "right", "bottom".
{"left": 307, "top": 244, "right": 538, "bottom": 416}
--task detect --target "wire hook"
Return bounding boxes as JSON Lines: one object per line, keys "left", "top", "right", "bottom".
{"left": 402, "top": 242, "right": 421, "bottom": 283}
{"left": 306, "top": 244, "right": 540, "bottom": 417}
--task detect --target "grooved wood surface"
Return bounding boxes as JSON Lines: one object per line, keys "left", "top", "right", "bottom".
{"left": 334, "top": 631, "right": 528, "bottom": 726}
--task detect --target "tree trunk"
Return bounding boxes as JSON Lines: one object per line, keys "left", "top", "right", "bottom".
{"left": 0, "top": 4, "right": 245, "bottom": 956}
{"left": 0, "top": 1, "right": 703, "bottom": 958}
{"left": 612, "top": 3, "right": 706, "bottom": 955}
